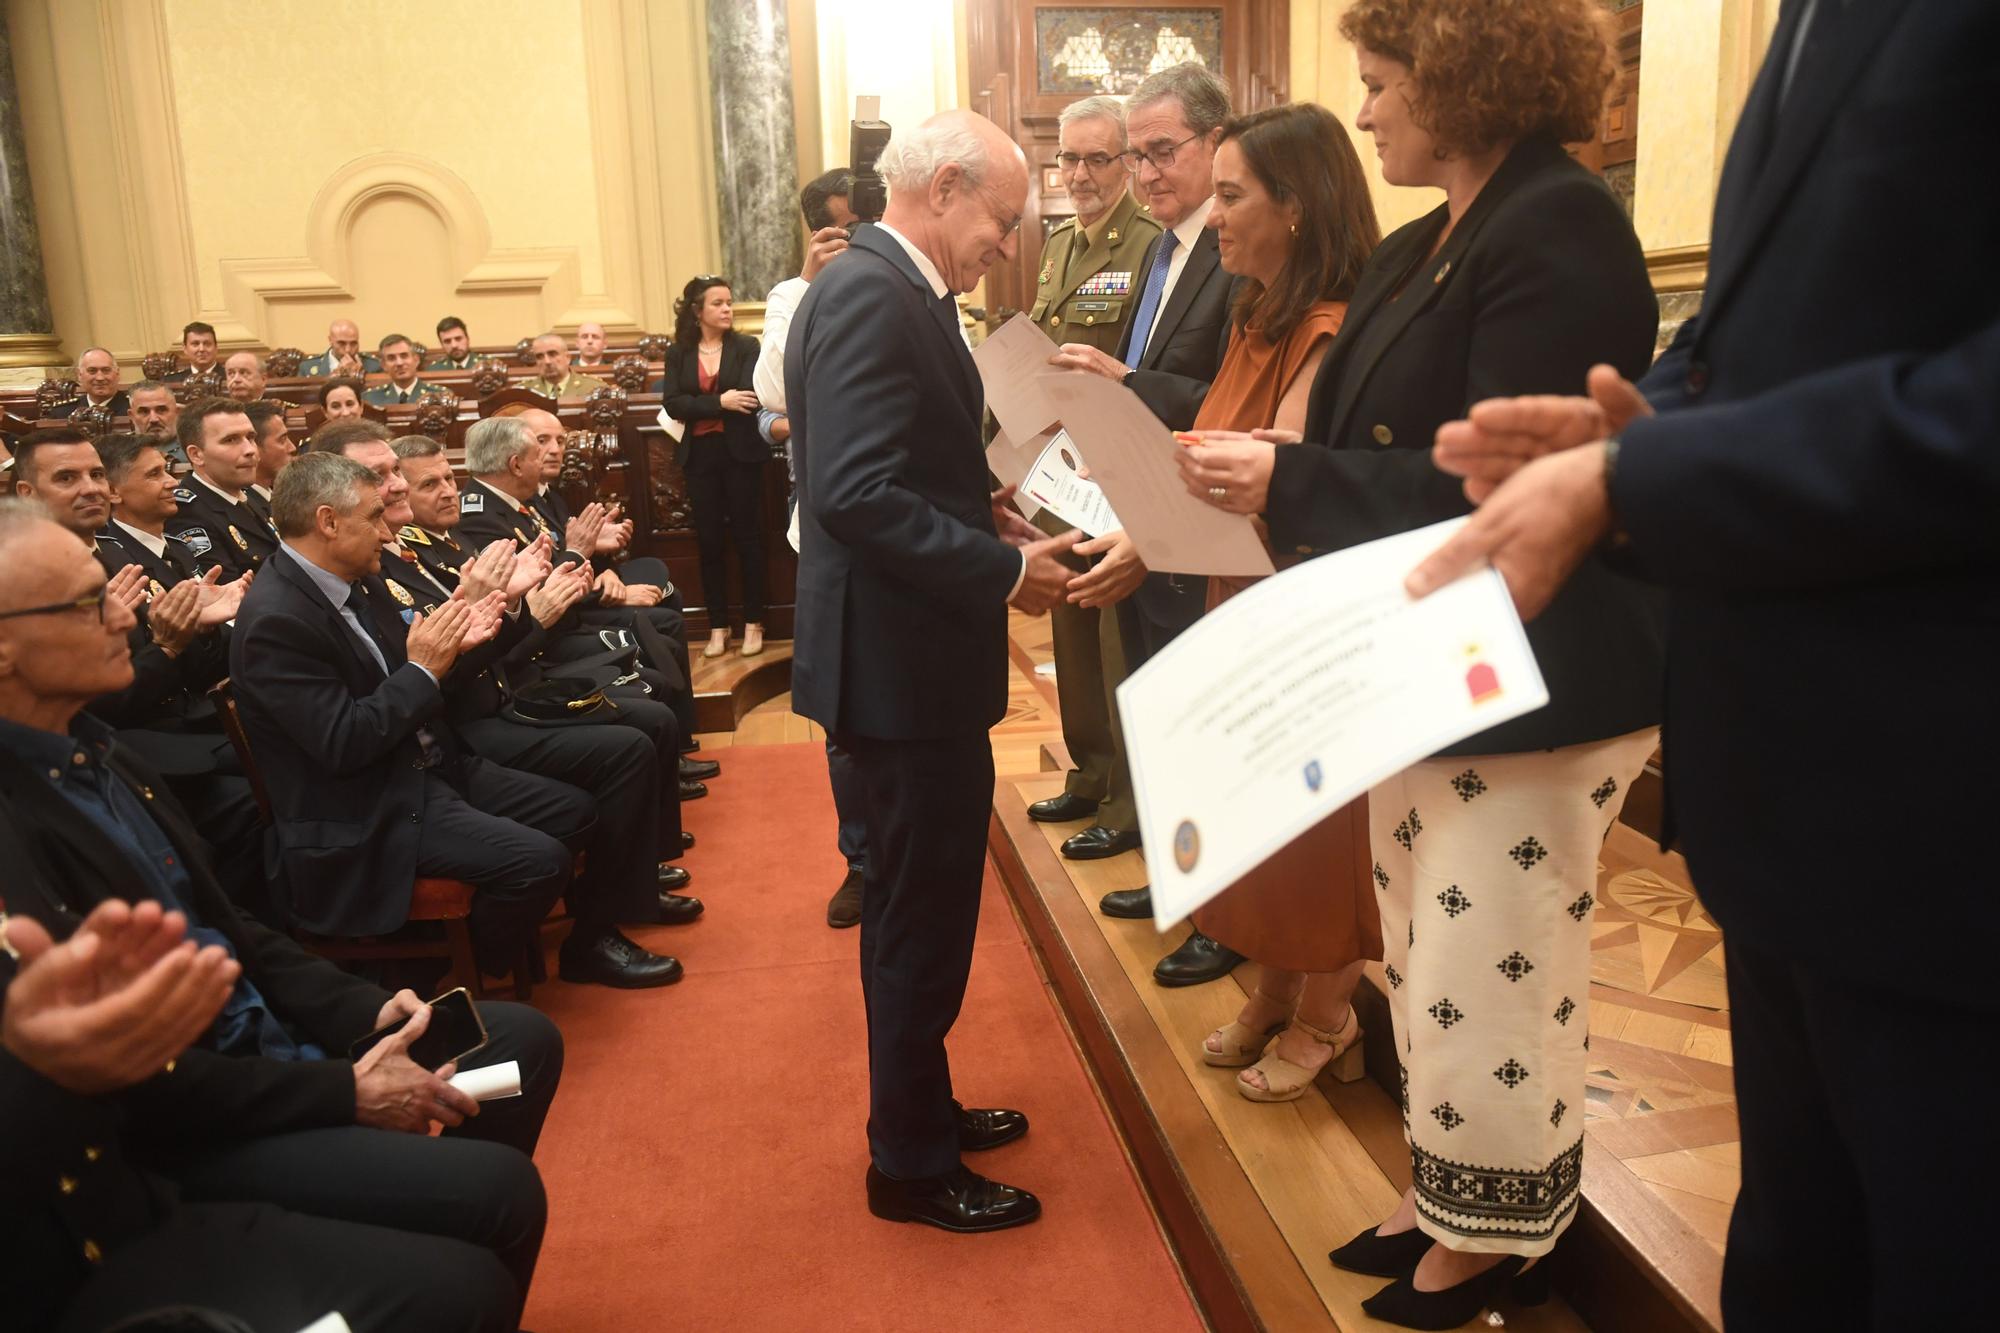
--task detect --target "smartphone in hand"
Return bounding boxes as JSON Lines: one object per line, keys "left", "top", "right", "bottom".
{"left": 347, "top": 986, "right": 488, "bottom": 1070}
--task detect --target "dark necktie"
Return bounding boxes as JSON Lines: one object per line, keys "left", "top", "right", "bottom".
{"left": 344, "top": 582, "right": 393, "bottom": 670}
{"left": 1125, "top": 229, "right": 1180, "bottom": 364}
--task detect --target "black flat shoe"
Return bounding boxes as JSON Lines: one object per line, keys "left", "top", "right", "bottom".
{"left": 1362, "top": 1255, "right": 1534, "bottom": 1330}
{"left": 956, "top": 1102, "right": 1028, "bottom": 1151}
{"left": 679, "top": 778, "right": 709, "bottom": 801}
{"left": 656, "top": 892, "right": 704, "bottom": 924}
{"left": 1027, "top": 792, "right": 1098, "bottom": 823}
{"left": 866, "top": 1164, "right": 1041, "bottom": 1233}
{"left": 679, "top": 757, "right": 720, "bottom": 782}
{"left": 1098, "top": 886, "right": 1152, "bottom": 920}
{"left": 1153, "top": 929, "right": 1243, "bottom": 987}
{"left": 1329, "top": 1223, "right": 1433, "bottom": 1277}
{"left": 1061, "top": 825, "right": 1140, "bottom": 860}
{"left": 558, "top": 928, "right": 683, "bottom": 988}
{"left": 826, "top": 868, "right": 863, "bottom": 928}
{"left": 658, "top": 864, "right": 691, "bottom": 890}
{"left": 680, "top": 831, "right": 696, "bottom": 850}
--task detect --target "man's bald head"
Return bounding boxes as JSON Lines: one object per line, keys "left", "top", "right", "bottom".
{"left": 519, "top": 407, "right": 566, "bottom": 481}
{"left": 878, "top": 109, "right": 1027, "bottom": 295}
{"left": 0, "top": 500, "right": 138, "bottom": 721}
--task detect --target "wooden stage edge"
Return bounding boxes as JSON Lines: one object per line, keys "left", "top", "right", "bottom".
{"left": 989, "top": 782, "right": 1721, "bottom": 1333}
{"left": 691, "top": 642, "right": 793, "bottom": 734}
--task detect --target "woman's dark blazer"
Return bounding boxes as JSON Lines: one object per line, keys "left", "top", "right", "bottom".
{"left": 653, "top": 330, "right": 766, "bottom": 470}
{"left": 1266, "top": 134, "right": 1665, "bottom": 756}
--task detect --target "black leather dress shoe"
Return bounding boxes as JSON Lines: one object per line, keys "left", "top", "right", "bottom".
{"left": 657, "top": 864, "right": 691, "bottom": 890}
{"left": 956, "top": 1103, "right": 1028, "bottom": 1151}
{"left": 679, "top": 757, "right": 720, "bottom": 782}
{"left": 1027, "top": 792, "right": 1098, "bottom": 823}
{"left": 1153, "top": 929, "right": 1243, "bottom": 987}
{"left": 679, "top": 778, "right": 708, "bottom": 801}
{"left": 866, "top": 1164, "right": 1042, "bottom": 1233}
{"left": 558, "top": 928, "right": 683, "bottom": 988}
{"left": 656, "top": 892, "right": 704, "bottom": 924}
{"left": 680, "top": 831, "right": 696, "bottom": 850}
{"left": 1098, "top": 886, "right": 1153, "bottom": 920}
{"left": 826, "top": 868, "right": 863, "bottom": 928}
{"left": 1060, "top": 825, "right": 1140, "bottom": 860}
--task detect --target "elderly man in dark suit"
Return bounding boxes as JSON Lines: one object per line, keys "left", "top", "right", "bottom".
{"left": 789, "top": 109, "right": 1079, "bottom": 1233}
{"left": 0, "top": 499, "right": 554, "bottom": 1330}
{"left": 1049, "top": 61, "right": 1246, "bottom": 984}
{"left": 228, "top": 451, "right": 594, "bottom": 979}
{"left": 49, "top": 346, "right": 130, "bottom": 419}
{"left": 1407, "top": 2, "right": 2000, "bottom": 1326}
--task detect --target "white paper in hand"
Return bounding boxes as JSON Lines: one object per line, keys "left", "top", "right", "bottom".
{"left": 1117, "top": 519, "right": 1549, "bottom": 930}
{"left": 1020, "top": 431, "right": 1120, "bottom": 537}
{"left": 971, "top": 314, "right": 1063, "bottom": 441}
{"left": 448, "top": 1059, "right": 523, "bottom": 1102}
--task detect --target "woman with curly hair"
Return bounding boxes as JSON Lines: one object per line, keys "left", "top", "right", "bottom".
{"left": 1178, "top": 1, "right": 1664, "bottom": 1323}
{"left": 655, "top": 275, "right": 769, "bottom": 657}
{"left": 316, "top": 376, "right": 365, "bottom": 423}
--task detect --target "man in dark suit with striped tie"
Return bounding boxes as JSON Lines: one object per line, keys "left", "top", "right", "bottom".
{"left": 788, "top": 110, "right": 1079, "bottom": 1233}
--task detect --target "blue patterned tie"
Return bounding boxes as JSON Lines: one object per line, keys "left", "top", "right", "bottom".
{"left": 1124, "top": 229, "right": 1179, "bottom": 364}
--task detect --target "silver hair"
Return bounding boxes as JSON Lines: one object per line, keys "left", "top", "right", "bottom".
{"left": 464, "top": 416, "right": 537, "bottom": 476}
{"left": 75, "top": 346, "right": 116, "bottom": 370}
{"left": 1127, "top": 62, "right": 1233, "bottom": 136}
{"left": 1058, "top": 95, "right": 1129, "bottom": 144}
{"left": 225, "top": 350, "right": 266, "bottom": 369}
{"left": 874, "top": 120, "right": 990, "bottom": 196}
{"left": 0, "top": 496, "right": 56, "bottom": 545}
{"left": 391, "top": 434, "right": 445, "bottom": 461}
{"left": 270, "top": 451, "right": 376, "bottom": 539}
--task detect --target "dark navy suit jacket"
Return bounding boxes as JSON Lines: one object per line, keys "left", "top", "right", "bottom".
{"left": 1612, "top": 0, "right": 2000, "bottom": 994}
{"left": 785, "top": 224, "right": 1021, "bottom": 740}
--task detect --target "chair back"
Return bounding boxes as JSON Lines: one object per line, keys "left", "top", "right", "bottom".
{"left": 208, "top": 678, "right": 274, "bottom": 824}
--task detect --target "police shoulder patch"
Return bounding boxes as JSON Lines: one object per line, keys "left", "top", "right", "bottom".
{"left": 173, "top": 488, "right": 197, "bottom": 503}
{"left": 459, "top": 491, "right": 486, "bottom": 513}
{"left": 176, "top": 527, "right": 213, "bottom": 556}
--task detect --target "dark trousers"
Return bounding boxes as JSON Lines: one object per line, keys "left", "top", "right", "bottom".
{"left": 60, "top": 1202, "right": 517, "bottom": 1333}
{"left": 456, "top": 719, "right": 667, "bottom": 927}
{"left": 1720, "top": 938, "right": 1996, "bottom": 1329}
{"left": 141, "top": 1003, "right": 560, "bottom": 1317}
{"left": 826, "top": 738, "right": 867, "bottom": 871}
{"left": 170, "top": 770, "right": 272, "bottom": 926}
{"left": 839, "top": 730, "right": 993, "bottom": 1179}
{"left": 573, "top": 604, "right": 698, "bottom": 743}
{"left": 1117, "top": 572, "right": 1206, "bottom": 666}
{"left": 418, "top": 758, "right": 593, "bottom": 974}
{"left": 687, "top": 457, "right": 768, "bottom": 626}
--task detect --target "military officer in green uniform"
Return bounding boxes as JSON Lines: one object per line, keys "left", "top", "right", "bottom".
{"left": 518, "top": 332, "right": 609, "bottom": 399}
{"left": 1022, "top": 96, "right": 1162, "bottom": 858}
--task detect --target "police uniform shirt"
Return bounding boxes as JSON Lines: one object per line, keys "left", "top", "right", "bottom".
{"left": 1029, "top": 189, "right": 1163, "bottom": 357}
{"left": 456, "top": 477, "right": 562, "bottom": 552}
{"left": 163, "top": 471, "right": 280, "bottom": 579}
{"left": 99, "top": 520, "right": 200, "bottom": 593}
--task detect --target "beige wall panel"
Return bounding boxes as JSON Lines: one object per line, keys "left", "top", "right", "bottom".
{"left": 1634, "top": 0, "right": 1778, "bottom": 254}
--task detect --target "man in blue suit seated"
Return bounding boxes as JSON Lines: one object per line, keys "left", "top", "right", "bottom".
{"left": 787, "top": 109, "right": 1081, "bottom": 1235}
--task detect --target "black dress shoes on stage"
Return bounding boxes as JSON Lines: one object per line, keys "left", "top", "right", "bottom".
{"left": 1061, "top": 825, "right": 1140, "bottom": 860}
{"left": 679, "top": 778, "right": 709, "bottom": 801}
{"left": 956, "top": 1103, "right": 1028, "bottom": 1152}
{"left": 826, "top": 867, "right": 863, "bottom": 928}
{"left": 1153, "top": 929, "right": 1243, "bottom": 987}
{"left": 656, "top": 892, "right": 704, "bottom": 924}
{"left": 680, "top": 831, "right": 696, "bottom": 850}
{"left": 1099, "top": 886, "right": 1153, "bottom": 919}
{"left": 866, "top": 1163, "right": 1042, "bottom": 1233}
{"left": 657, "top": 864, "right": 691, "bottom": 890}
{"left": 558, "top": 926, "right": 683, "bottom": 988}
{"left": 679, "top": 757, "right": 721, "bottom": 782}
{"left": 1027, "top": 792, "right": 1098, "bottom": 823}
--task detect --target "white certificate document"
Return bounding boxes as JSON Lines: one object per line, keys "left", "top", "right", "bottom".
{"left": 971, "top": 313, "right": 1062, "bottom": 441}
{"left": 1117, "top": 519, "right": 1549, "bottom": 930}
{"left": 1020, "top": 430, "right": 1120, "bottom": 537}
{"left": 1036, "top": 370, "right": 1273, "bottom": 577}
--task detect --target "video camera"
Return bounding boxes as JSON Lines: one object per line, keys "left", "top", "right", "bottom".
{"left": 848, "top": 112, "right": 892, "bottom": 223}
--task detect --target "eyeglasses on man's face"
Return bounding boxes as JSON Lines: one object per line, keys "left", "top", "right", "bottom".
{"left": 1119, "top": 132, "right": 1203, "bottom": 173}
{"left": 0, "top": 591, "right": 108, "bottom": 624}
{"left": 1057, "top": 151, "right": 1121, "bottom": 173}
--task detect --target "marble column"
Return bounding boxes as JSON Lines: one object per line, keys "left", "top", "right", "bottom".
{"left": 704, "top": 0, "right": 803, "bottom": 301}
{"left": 0, "top": 12, "right": 61, "bottom": 374}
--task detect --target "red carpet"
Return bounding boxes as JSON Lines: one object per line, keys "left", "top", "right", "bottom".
{"left": 520, "top": 742, "right": 1204, "bottom": 1332}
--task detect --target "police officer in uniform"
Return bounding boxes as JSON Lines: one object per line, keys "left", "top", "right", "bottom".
{"left": 1020, "top": 96, "right": 1161, "bottom": 855}
{"left": 163, "top": 400, "right": 280, "bottom": 581}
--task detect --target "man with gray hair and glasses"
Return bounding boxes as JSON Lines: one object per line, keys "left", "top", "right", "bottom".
{"left": 1049, "top": 61, "right": 1249, "bottom": 986}
{"left": 789, "top": 109, "right": 1081, "bottom": 1234}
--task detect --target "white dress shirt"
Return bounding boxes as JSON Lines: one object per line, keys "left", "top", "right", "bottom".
{"left": 112, "top": 519, "right": 169, "bottom": 560}
{"left": 1141, "top": 195, "right": 1215, "bottom": 363}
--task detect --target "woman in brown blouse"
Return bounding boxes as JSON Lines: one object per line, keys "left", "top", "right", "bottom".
{"left": 1177, "top": 102, "right": 1385, "bottom": 1103}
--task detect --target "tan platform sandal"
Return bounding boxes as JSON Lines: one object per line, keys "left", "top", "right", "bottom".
{"left": 1237, "top": 1007, "right": 1364, "bottom": 1102}
{"left": 1201, "top": 1016, "right": 1287, "bottom": 1068}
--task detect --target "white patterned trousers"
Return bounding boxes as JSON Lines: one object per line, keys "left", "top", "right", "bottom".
{"left": 1371, "top": 727, "right": 1658, "bottom": 1256}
